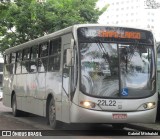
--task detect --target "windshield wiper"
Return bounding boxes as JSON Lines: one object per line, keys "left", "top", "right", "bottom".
{"left": 95, "top": 40, "right": 112, "bottom": 75}
{"left": 96, "top": 40, "right": 110, "bottom": 62}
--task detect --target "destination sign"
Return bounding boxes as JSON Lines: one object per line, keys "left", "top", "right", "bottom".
{"left": 98, "top": 31, "right": 141, "bottom": 39}
{"left": 77, "top": 26, "right": 154, "bottom": 45}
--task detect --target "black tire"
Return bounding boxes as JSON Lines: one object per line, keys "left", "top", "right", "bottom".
{"left": 112, "top": 123, "right": 125, "bottom": 129}
{"left": 156, "top": 100, "right": 160, "bottom": 121}
{"left": 12, "top": 94, "right": 20, "bottom": 117}
{"left": 47, "top": 97, "right": 62, "bottom": 129}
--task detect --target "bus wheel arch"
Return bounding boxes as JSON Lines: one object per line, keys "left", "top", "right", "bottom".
{"left": 46, "top": 93, "right": 53, "bottom": 123}
{"left": 11, "top": 91, "right": 20, "bottom": 117}
{"left": 46, "top": 93, "right": 62, "bottom": 129}
{"left": 11, "top": 91, "right": 15, "bottom": 107}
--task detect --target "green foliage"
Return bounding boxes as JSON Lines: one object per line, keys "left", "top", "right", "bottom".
{"left": 0, "top": 0, "right": 107, "bottom": 53}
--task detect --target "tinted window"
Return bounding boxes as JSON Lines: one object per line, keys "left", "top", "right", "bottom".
{"left": 11, "top": 53, "right": 16, "bottom": 63}
{"left": 38, "top": 42, "right": 49, "bottom": 72}
{"left": 6, "top": 54, "right": 10, "bottom": 64}
{"left": 31, "top": 46, "right": 38, "bottom": 59}
{"left": 30, "top": 46, "right": 38, "bottom": 73}
{"left": 40, "top": 43, "right": 49, "bottom": 57}
{"left": 30, "top": 60, "right": 37, "bottom": 73}
{"left": 50, "top": 39, "right": 61, "bottom": 55}
{"left": 5, "top": 64, "right": 14, "bottom": 75}
{"left": 23, "top": 48, "right": 30, "bottom": 60}
{"left": 22, "top": 61, "right": 29, "bottom": 73}
{"left": 38, "top": 58, "right": 48, "bottom": 72}
{"left": 15, "top": 51, "right": 22, "bottom": 74}
{"left": 16, "top": 51, "right": 22, "bottom": 62}
{"left": 48, "top": 38, "right": 61, "bottom": 71}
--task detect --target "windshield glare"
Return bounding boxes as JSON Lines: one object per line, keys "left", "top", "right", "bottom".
{"left": 80, "top": 43, "right": 155, "bottom": 98}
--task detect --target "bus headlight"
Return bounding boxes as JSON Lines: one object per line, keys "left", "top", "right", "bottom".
{"left": 80, "top": 101, "right": 96, "bottom": 109}
{"left": 143, "top": 102, "right": 156, "bottom": 110}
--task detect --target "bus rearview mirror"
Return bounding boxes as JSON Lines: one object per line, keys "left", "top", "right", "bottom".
{"left": 66, "top": 49, "right": 73, "bottom": 67}
{"left": 70, "top": 39, "right": 74, "bottom": 49}
{"left": 66, "top": 39, "right": 75, "bottom": 67}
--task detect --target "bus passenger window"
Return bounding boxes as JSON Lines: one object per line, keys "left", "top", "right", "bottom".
{"left": 39, "top": 43, "right": 49, "bottom": 57}
{"left": 38, "top": 42, "right": 49, "bottom": 72}
{"left": 38, "top": 58, "right": 48, "bottom": 72}
{"left": 11, "top": 53, "right": 16, "bottom": 63}
{"left": 5, "top": 53, "right": 15, "bottom": 75}
{"left": 4, "top": 55, "right": 9, "bottom": 75}
{"left": 48, "top": 38, "right": 61, "bottom": 71}
{"left": 31, "top": 46, "right": 38, "bottom": 59}
{"left": 6, "top": 54, "right": 10, "bottom": 64}
{"left": 15, "top": 51, "right": 22, "bottom": 74}
{"left": 23, "top": 48, "right": 30, "bottom": 60}
{"left": 22, "top": 48, "right": 30, "bottom": 73}
{"left": 30, "top": 46, "right": 38, "bottom": 73}
{"left": 10, "top": 53, "right": 16, "bottom": 74}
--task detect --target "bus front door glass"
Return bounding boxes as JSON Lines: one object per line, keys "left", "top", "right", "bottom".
{"left": 62, "top": 46, "right": 70, "bottom": 96}
{"left": 119, "top": 44, "right": 155, "bottom": 98}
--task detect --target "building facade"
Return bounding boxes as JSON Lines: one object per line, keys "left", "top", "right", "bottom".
{"left": 98, "top": 0, "right": 160, "bottom": 41}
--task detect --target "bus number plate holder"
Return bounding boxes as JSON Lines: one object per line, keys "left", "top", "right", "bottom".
{"left": 112, "top": 114, "right": 127, "bottom": 119}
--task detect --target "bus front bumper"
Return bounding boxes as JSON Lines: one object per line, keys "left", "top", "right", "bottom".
{"left": 70, "top": 103, "right": 156, "bottom": 123}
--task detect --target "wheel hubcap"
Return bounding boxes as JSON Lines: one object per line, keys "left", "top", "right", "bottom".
{"left": 49, "top": 101, "right": 56, "bottom": 124}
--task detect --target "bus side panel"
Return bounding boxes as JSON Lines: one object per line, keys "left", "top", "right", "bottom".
{"left": 21, "top": 73, "right": 37, "bottom": 114}
{"left": 16, "top": 74, "right": 26, "bottom": 110}
{"left": 33, "top": 72, "right": 46, "bottom": 116}
{"left": 46, "top": 72, "right": 62, "bottom": 120}
{"left": 3, "top": 73, "right": 16, "bottom": 108}
{"left": 26, "top": 73, "right": 37, "bottom": 114}
{"left": 33, "top": 98, "right": 45, "bottom": 116}
{"left": 3, "top": 74, "right": 12, "bottom": 107}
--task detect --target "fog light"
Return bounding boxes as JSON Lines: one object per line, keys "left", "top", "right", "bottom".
{"left": 143, "top": 102, "right": 156, "bottom": 110}
{"left": 80, "top": 101, "right": 96, "bottom": 109}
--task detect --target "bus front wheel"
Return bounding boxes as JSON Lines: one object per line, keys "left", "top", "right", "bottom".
{"left": 47, "top": 97, "right": 62, "bottom": 129}
{"left": 12, "top": 94, "right": 20, "bottom": 117}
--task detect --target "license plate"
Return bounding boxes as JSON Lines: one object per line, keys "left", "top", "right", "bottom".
{"left": 112, "top": 114, "right": 127, "bottom": 119}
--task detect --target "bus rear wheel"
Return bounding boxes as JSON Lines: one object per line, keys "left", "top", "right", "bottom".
{"left": 12, "top": 94, "right": 20, "bottom": 117}
{"left": 47, "top": 97, "right": 62, "bottom": 129}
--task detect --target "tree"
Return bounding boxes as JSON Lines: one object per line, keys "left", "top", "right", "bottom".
{"left": 0, "top": 0, "right": 108, "bottom": 53}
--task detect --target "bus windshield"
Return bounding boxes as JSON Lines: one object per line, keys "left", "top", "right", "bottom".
{"left": 80, "top": 42, "right": 155, "bottom": 98}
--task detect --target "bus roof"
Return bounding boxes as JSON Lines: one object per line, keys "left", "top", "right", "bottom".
{"left": 4, "top": 24, "right": 152, "bottom": 55}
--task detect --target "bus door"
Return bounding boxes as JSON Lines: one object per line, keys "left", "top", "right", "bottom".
{"left": 61, "top": 34, "right": 73, "bottom": 123}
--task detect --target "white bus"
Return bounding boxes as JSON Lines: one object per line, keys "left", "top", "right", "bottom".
{"left": 0, "top": 54, "right": 4, "bottom": 100}
{"left": 3, "top": 24, "right": 157, "bottom": 129}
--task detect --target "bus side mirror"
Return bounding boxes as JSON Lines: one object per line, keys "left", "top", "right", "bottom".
{"left": 70, "top": 38, "right": 74, "bottom": 49}
{"left": 66, "top": 39, "right": 75, "bottom": 67}
{"left": 66, "top": 49, "right": 73, "bottom": 67}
